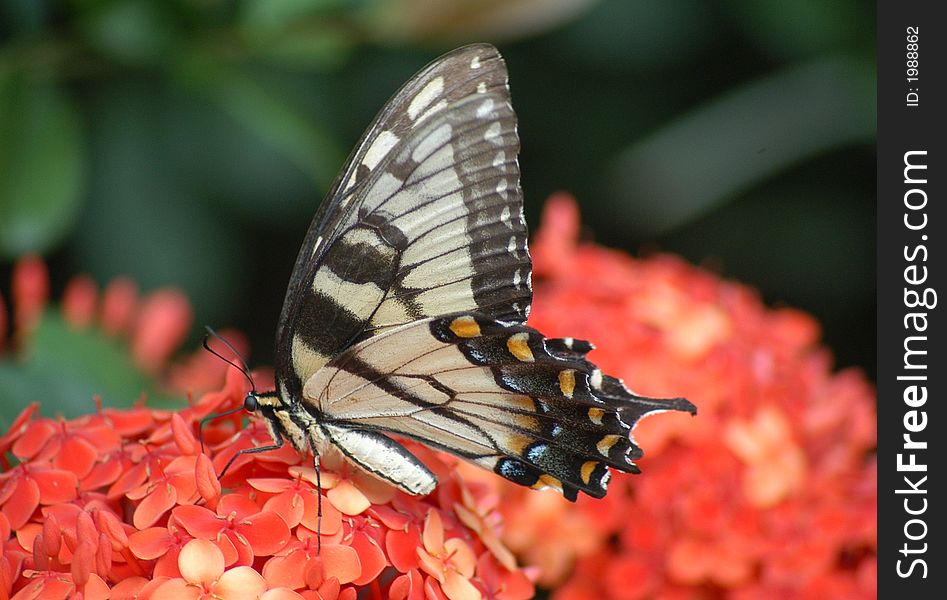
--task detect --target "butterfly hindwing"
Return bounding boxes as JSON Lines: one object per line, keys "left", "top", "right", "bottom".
{"left": 276, "top": 44, "right": 530, "bottom": 406}
{"left": 303, "top": 312, "right": 696, "bottom": 501}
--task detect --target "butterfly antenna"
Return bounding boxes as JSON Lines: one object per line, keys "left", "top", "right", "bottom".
{"left": 203, "top": 326, "right": 256, "bottom": 391}
{"left": 199, "top": 326, "right": 256, "bottom": 454}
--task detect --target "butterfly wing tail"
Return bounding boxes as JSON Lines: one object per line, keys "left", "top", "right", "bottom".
{"left": 428, "top": 316, "right": 695, "bottom": 500}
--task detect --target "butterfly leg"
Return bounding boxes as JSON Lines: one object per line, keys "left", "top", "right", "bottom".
{"left": 218, "top": 435, "right": 285, "bottom": 479}
{"left": 315, "top": 456, "right": 323, "bottom": 554}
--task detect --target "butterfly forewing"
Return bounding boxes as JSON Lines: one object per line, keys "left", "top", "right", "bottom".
{"left": 276, "top": 44, "right": 530, "bottom": 405}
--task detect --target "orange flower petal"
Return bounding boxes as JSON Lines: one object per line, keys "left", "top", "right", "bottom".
{"left": 386, "top": 523, "right": 422, "bottom": 572}
{"left": 443, "top": 539, "right": 476, "bottom": 579}
{"left": 170, "top": 414, "right": 198, "bottom": 456}
{"left": 603, "top": 556, "right": 656, "bottom": 600}
{"left": 417, "top": 548, "right": 444, "bottom": 582}
{"left": 102, "top": 407, "right": 154, "bottom": 437}
{"left": 320, "top": 544, "right": 361, "bottom": 585}
{"left": 96, "top": 532, "right": 113, "bottom": 575}
{"left": 127, "top": 527, "right": 174, "bottom": 560}
{"left": 350, "top": 531, "right": 387, "bottom": 585}
{"left": 11, "top": 576, "right": 72, "bottom": 600}
{"left": 290, "top": 466, "right": 339, "bottom": 489}
{"left": 215, "top": 565, "right": 267, "bottom": 599}
{"left": 326, "top": 480, "right": 370, "bottom": 516}
{"left": 70, "top": 540, "right": 95, "bottom": 587}
{"left": 304, "top": 557, "right": 324, "bottom": 589}
{"left": 0, "top": 402, "right": 38, "bottom": 454}
{"left": 81, "top": 458, "right": 124, "bottom": 491}
{"left": 42, "top": 515, "right": 62, "bottom": 557}
{"left": 62, "top": 275, "right": 98, "bottom": 330}
{"left": 262, "top": 549, "right": 308, "bottom": 590}
{"left": 370, "top": 505, "right": 411, "bottom": 530}
{"left": 33, "top": 468, "right": 78, "bottom": 504}
{"left": 260, "top": 588, "right": 307, "bottom": 600}
{"left": 441, "top": 570, "right": 482, "bottom": 600}
{"left": 423, "top": 575, "right": 449, "bottom": 600}
{"left": 108, "top": 576, "right": 150, "bottom": 599}
{"left": 131, "top": 288, "right": 192, "bottom": 373}
{"left": 338, "top": 587, "right": 357, "bottom": 600}
{"left": 150, "top": 578, "right": 202, "bottom": 600}
{"left": 247, "top": 478, "right": 295, "bottom": 494}
{"left": 11, "top": 421, "right": 55, "bottom": 459}
{"left": 240, "top": 511, "right": 291, "bottom": 556}
{"left": 179, "top": 538, "right": 224, "bottom": 585}
{"left": 12, "top": 254, "right": 48, "bottom": 334}
{"left": 217, "top": 492, "right": 261, "bottom": 519}
{"left": 153, "top": 548, "right": 185, "bottom": 579}
{"left": 666, "top": 538, "right": 713, "bottom": 584}
{"left": 263, "top": 491, "right": 305, "bottom": 529}
{"left": 3, "top": 477, "right": 40, "bottom": 529}
{"left": 0, "top": 511, "right": 9, "bottom": 541}
{"left": 172, "top": 504, "right": 222, "bottom": 538}
{"left": 421, "top": 510, "right": 444, "bottom": 555}
{"left": 108, "top": 462, "right": 148, "bottom": 499}
{"left": 299, "top": 494, "right": 341, "bottom": 535}
{"left": 99, "top": 277, "right": 138, "bottom": 336}
{"left": 52, "top": 436, "right": 98, "bottom": 479}
{"left": 75, "top": 510, "right": 98, "bottom": 548}
{"left": 94, "top": 510, "right": 129, "bottom": 549}
{"left": 389, "top": 569, "right": 425, "bottom": 600}
{"left": 195, "top": 453, "right": 221, "bottom": 507}
{"left": 132, "top": 484, "right": 178, "bottom": 529}
{"left": 317, "top": 576, "right": 341, "bottom": 600}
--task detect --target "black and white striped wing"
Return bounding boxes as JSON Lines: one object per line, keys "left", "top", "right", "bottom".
{"left": 303, "top": 313, "right": 697, "bottom": 501}
{"left": 276, "top": 44, "right": 530, "bottom": 405}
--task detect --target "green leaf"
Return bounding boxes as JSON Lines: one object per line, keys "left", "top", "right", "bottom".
{"left": 605, "top": 55, "right": 875, "bottom": 236}
{"left": 0, "top": 312, "right": 180, "bottom": 428}
{"left": 254, "top": 28, "right": 355, "bottom": 69}
{"left": 174, "top": 58, "right": 343, "bottom": 189}
{"left": 724, "top": 0, "right": 872, "bottom": 60}
{"left": 0, "top": 73, "right": 84, "bottom": 258}
{"left": 77, "top": 0, "right": 178, "bottom": 65}
{"left": 0, "top": 0, "right": 51, "bottom": 34}
{"left": 74, "top": 81, "right": 246, "bottom": 328}
{"left": 555, "top": 0, "right": 714, "bottom": 70}
{"left": 240, "top": 0, "right": 358, "bottom": 31}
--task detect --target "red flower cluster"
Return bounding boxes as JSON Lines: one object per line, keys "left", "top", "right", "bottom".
{"left": 481, "top": 194, "right": 877, "bottom": 598}
{"left": 0, "top": 259, "right": 533, "bottom": 600}
{"left": 1, "top": 193, "right": 877, "bottom": 599}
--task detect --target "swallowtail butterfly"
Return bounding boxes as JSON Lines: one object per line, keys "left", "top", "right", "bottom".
{"left": 240, "top": 43, "right": 696, "bottom": 502}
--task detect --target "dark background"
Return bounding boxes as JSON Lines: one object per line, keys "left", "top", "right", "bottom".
{"left": 1, "top": 0, "right": 875, "bottom": 418}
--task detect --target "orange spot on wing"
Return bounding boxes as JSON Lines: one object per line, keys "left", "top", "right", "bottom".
{"left": 450, "top": 315, "right": 481, "bottom": 338}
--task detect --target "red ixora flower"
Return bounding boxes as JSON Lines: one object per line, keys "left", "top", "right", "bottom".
{"left": 0, "top": 194, "right": 876, "bottom": 599}
{"left": 0, "top": 255, "right": 534, "bottom": 599}
{"left": 482, "top": 194, "right": 878, "bottom": 599}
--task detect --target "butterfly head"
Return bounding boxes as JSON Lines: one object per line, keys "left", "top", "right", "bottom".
{"left": 200, "top": 327, "right": 284, "bottom": 428}
{"left": 243, "top": 391, "right": 259, "bottom": 413}
{"left": 242, "top": 390, "right": 285, "bottom": 414}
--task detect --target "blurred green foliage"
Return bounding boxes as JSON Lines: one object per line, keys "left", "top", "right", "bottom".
{"left": 1, "top": 0, "right": 874, "bottom": 421}
{"left": 0, "top": 311, "right": 175, "bottom": 418}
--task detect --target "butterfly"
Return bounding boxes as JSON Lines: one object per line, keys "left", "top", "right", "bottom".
{"left": 235, "top": 43, "right": 696, "bottom": 502}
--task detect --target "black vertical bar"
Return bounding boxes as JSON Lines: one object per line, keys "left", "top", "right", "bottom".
{"left": 878, "top": 0, "right": 945, "bottom": 597}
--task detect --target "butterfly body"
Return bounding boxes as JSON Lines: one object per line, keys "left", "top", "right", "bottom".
{"left": 242, "top": 43, "right": 695, "bottom": 502}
